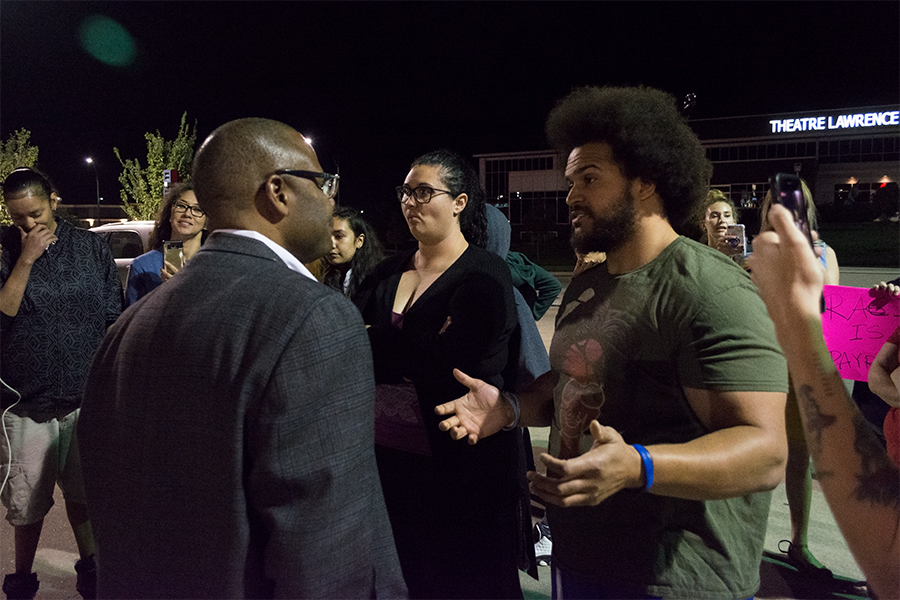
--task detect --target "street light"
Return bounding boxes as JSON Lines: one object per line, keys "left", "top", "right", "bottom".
{"left": 86, "top": 157, "right": 100, "bottom": 222}
{"left": 302, "top": 133, "right": 340, "bottom": 201}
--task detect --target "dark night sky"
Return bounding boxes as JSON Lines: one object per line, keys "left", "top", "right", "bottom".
{"left": 2, "top": 1, "right": 898, "bottom": 220}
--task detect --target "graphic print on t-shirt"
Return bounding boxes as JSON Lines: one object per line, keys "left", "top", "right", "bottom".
{"left": 553, "top": 286, "right": 634, "bottom": 459}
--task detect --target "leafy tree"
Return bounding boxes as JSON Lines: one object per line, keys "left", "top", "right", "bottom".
{"left": 0, "top": 129, "right": 40, "bottom": 225}
{"left": 114, "top": 112, "right": 197, "bottom": 220}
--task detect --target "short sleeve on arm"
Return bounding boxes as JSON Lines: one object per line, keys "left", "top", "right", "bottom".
{"left": 677, "top": 282, "right": 788, "bottom": 393}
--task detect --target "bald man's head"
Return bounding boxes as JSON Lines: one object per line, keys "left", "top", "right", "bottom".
{"left": 192, "top": 118, "right": 335, "bottom": 262}
{"left": 192, "top": 118, "right": 319, "bottom": 223}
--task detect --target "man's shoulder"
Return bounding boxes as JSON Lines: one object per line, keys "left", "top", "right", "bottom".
{"left": 193, "top": 233, "right": 297, "bottom": 278}
{"left": 667, "top": 235, "right": 744, "bottom": 268}
{"left": 131, "top": 256, "right": 356, "bottom": 344}
{"left": 201, "top": 231, "right": 278, "bottom": 257}
{"left": 564, "top": 237, "right": 758, "bottom": 315}
{"left": 654, "top": 237, "right": 752, "bottom": 291}
{"left": 189, "top": 244, "right": 344, "bottom": 307}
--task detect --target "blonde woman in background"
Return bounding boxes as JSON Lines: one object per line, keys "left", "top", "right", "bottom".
{"left": 760, "top": 179, "right": 840, "bottom": 578}
{"left": 702, "top": 189, "right": 740, "bottom": 255}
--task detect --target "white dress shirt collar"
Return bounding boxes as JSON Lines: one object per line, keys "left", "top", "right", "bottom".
{"left": 214, "top": 229, "right": 317, "bottom": 281}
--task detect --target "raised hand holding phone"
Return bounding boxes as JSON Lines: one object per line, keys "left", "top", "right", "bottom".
{"left": 769, "top": 173, "right": 813, "bottom": 248}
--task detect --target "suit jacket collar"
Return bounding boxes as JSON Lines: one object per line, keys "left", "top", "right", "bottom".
{"left": 203, "top": 230, "right": 317, "bottom": 281}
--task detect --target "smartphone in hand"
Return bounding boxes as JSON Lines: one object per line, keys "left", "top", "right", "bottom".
{"left": 724, "top": 223, "right": 746, "bottom": 262}
{"left": 769, "top": 173, "right": 825, "bottom": 312}
{"left": 769, "top": 173, "right": 813, "bottom": 247}
{"left": 163, "top": 240, "right": 184, "bottom": 269}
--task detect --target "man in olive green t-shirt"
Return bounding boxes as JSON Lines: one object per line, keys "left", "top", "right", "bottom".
{"left": 436, "top": 86, "right": 788, "bottom": 599}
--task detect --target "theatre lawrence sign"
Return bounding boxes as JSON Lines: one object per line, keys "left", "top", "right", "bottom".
{"left": 769, "top": 110, "right": 900, "bottom": 134}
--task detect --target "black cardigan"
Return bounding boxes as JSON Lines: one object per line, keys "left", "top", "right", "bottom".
{"left": 356, "top": 244, "right": 518, "bottom": 465}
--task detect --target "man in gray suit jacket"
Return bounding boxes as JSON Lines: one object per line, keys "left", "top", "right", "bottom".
{"left": 79, "top": 118, "right": 407, "bottom": 599}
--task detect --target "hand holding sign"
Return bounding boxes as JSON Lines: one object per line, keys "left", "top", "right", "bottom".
{"left": 822, "top": 285, "right": 900, "bottom": 381}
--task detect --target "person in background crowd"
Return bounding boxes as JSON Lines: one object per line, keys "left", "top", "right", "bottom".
{"left": 1, "top": 167, "right": 122, "bottom": 600}
{"left": 869, "top": 324, "right": 900, "bottom": 466}
{"left": 759, "top": 180, "right": 838, "bottom": 279}
{"left": 485, "top": 203, "right": 549, "bottom": 571}
{"left": 436, "top": 86, "right": 788, "bottom": 600}
{"left": 852, "top": 279, "right": 900, "bottom": 442}
{"left": 323, "top": 206, "right": 384, "bottom": 299}
{"left": 758, "top": 181, "right": 840, "bottom": 578}
{"left": 355, "top": 150, "right": 522, "bottom": 599}
{"left": 504, "top": 248, "right": 561, "bottom": 321}
{"left": 78, "top": 118, "right": 406, "bottom": 599}
{"left": 701, "top": 189, "right": 739, "bottom": 256}
{"left": 124, "top": 182, "right": 207, "bottom": 307}
{"left": 485, "top": 204, "right": 551, "bottom": 393}
{"left": 748, "top": 203, "right": 899, "bottom": 600}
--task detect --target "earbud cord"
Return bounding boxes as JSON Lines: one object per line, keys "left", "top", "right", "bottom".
{"left": 0, "top": 377, "right": 22, "bottom": 496}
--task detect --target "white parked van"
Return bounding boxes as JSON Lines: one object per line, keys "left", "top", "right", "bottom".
{"left": 90, "top": 221, "right": 155, "bottom": 288}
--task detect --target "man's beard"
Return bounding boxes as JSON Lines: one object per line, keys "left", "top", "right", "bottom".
{"left": 570, "top": 187, "right": 637, "bottom": 255}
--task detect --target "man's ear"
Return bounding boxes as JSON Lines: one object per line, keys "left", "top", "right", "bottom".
{"left": 452, "top": 193, "right": 468, "bottom": 218}
{"left": 49, "top": 193, "right": 59, "bottom": 210}
{"left": 256, "top": 174, "right": 290, "bottom": 224}
{"left": 633, "top": 179, "right": 656, "bottom": 202}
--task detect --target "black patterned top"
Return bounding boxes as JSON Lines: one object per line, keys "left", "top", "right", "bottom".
{"left": 1, "top": 219, "right": 122, "bottom": 414}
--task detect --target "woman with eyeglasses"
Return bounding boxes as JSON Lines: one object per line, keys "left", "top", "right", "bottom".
{"left": 354, "top": 150, "right": 523, "bottom": 599}
{"left": 124, "top": 182, "right": 207, "bottom": 307}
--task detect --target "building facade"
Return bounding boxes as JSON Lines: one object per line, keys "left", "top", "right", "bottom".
{"left": 476, "top": 105, "right": 899, "bottom": 241}
{"left": 477, "top": 151, "right": 567, "bottom": 243}
{"left": 692, "top": 105, "right": 899, "bottom": 213}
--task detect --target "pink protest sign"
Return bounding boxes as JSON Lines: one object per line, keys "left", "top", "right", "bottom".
{"left": 821, "top": 285, "right": 900, "bottom": 381}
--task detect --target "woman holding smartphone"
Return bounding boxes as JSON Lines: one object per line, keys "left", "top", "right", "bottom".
{"left": 701, "top": 189, "right": 740, "bottom": 256}
{"left": 124, "top": 182, "right": 207, "bottom": 307}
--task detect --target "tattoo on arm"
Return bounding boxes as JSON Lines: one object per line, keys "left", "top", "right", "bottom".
{"left": 852, "top": 411, "right": 900, "bottom": 508}
{"left": 796, "top": 384, "right": 837, "bottom": 457}
{"left": 796, "top": 384, "right": 899, "bottom": 508}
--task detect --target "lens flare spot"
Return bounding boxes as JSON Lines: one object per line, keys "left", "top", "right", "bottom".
{"left": 79, "top": 15, "right": 136, "bottom": 66}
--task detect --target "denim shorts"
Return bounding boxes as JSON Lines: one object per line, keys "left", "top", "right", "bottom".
{"left": 1, "top": 408, "right": 87, "bottom": 526}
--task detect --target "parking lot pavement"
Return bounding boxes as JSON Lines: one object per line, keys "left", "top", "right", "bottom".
{"left": 0, "top": 470, "right": 869, "bottom": 600}
{"left": 3, "top": 269, "right": 886, "bottom": 600}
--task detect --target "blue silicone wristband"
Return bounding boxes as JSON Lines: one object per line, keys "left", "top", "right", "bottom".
{"left": 632, "top": 444, "right": 654, "bottom": 492}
